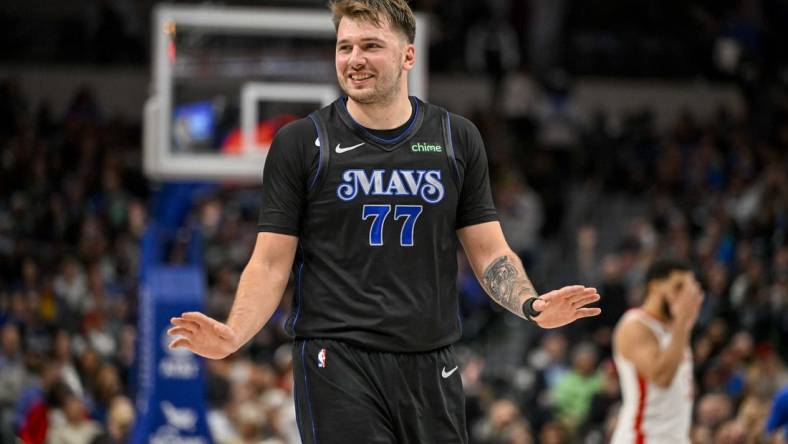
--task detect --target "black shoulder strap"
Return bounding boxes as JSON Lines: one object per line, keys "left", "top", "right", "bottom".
{"left": 307, "top": 111, "right": 331, "bottom": 197}
{"left": 441, "top": 110, "right": 461, "bottom": 189}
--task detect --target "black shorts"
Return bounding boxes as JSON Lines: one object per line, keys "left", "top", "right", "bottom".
{"left": 292, "top": 339, "right": 468, "bottom": 444}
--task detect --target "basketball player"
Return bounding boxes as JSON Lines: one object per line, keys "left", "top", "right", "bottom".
{"left": 611, "top": 259, "right": 703, "bottom": 444}
{"left": 167, "top": 1, "right": 601, "bottom": 442}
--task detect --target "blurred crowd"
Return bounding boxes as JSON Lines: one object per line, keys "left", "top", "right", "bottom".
{"left": 0, "top": 79, "right": 146, "bottom": 443}
{"left": 2, "top": 65, "right": 787, "bottom": 443}
{"left": 452, "top": 63, "right": 788, "bottom": 442}
{"left": 5, "top": 0, "right": 788, "bottom": 83}
{"left": 1, "top": 2, "right": 788, "bottom": 442}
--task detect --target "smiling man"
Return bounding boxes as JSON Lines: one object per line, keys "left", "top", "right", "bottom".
{"left": 168, "top": 1, "right": 601, "bottom": 442}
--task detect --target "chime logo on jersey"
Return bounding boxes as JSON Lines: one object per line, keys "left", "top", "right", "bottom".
{"left": 336, "top": 169, "right": 444, "bottom": 204}
{"left": 317, "top": 348, "right": 327, "bottom": 368}
{"left": 411, "top": 142, "right": 442, "bottom": 153}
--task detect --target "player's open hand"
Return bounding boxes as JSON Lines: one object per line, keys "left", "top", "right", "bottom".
{"left": 167, "top": 312, "right": 239, "bottom": 360}
{"left": 531, "top": 285, "right": 601, "bottom": 329}
{"left": 668, "top": 276, "right": 703, "bottom": 331}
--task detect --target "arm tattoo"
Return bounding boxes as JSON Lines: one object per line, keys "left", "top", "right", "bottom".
{"left": 481, "top": 256, "right": 538, "bottom": 318}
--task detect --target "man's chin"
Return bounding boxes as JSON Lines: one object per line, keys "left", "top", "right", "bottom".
{"left": 346, "top": 90, "right": 377, "bottom": 105}
{"left": 342, "top": 83, "right": 398, "bottom": 106}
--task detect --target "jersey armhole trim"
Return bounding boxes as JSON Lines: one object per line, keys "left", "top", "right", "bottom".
{"left": 307, "top": 112, "right": 331, "bottom": 197}
{"left": 442, "top": 111, "right": 461, "bottom": 189}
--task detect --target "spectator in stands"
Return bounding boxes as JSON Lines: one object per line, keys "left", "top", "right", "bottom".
{"left": 90, "top": 395, "right": 135, "bottom": 444}
{"left": 538, "top": 421, "right": 568, "bottom": 444}
{"left": 551, "top": 342, "right": 604, "bottom": 433}
{"left": 0, "top": 323, "right": 26, "bottom": 442}
{"left": 17, "top": 363, "right": 71, "bottom": 444}
{"left": 737, "top": 395, "right": 771, "bottom": 443}
{"left": 580, "top": 360, "right": 620, "bottom": 441}
{"left": 495, "top": 170, "right": 544, "bottom": 268}
{"left": 230, "top": 401, "right": 266, "bottom": 444}
{"left": 46, "top": 393, "right": 101, "bottom": 444}
{"left": 51, "top": 331, "right": 84, "bottom": 399}
{"left": 89, "top": 363, "right": 121, "bottom": 424}
{"left": 696, "top": 392, "right": 735, "bottom": 435}
{"left": 528, "top": 332, "right": 569, "bottom": 404}
{"left": 472, "top": 398, "right": 532, "bottom": 444}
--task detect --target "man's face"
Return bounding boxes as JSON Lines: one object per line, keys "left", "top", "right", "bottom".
{"left": 335, "top": 14, "right": 414, "bottom": 105}
{"left": 655, "top": 271, "right": 695, "bottom": 320}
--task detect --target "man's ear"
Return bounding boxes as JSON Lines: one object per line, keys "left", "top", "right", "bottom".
{"left": 403, "top": 44, "right": 416, "bottom": 71}
{"left": 646, "top": 280, "right": 656, "bottom": 296}
{"left": 648, "top": 280, "right": 666, "bottom": 299}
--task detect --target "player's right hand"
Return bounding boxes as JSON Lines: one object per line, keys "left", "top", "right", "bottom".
{"left": 167, "top": 312, "right": 239, "bottom": 360}
{"left": 669, "top": 277, "right": 703, "bottom": 330}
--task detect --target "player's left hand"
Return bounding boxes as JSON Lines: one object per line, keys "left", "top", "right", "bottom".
{"left": 531, "top": 285, "right": 601, "bottom": 329}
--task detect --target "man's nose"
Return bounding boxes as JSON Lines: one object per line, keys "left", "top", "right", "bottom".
{"left": 348, "top": 46, "right": 365, "bottom": 68}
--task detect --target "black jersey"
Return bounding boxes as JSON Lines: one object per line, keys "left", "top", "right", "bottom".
{"left": 258, "top": 97, "right": 498, "bottom": 352}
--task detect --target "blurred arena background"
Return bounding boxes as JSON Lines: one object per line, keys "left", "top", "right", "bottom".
{"left": 1, "top": 0, "right": 788, "bottom": 443}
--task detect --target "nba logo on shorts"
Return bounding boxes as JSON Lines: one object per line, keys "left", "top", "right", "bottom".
{"left": 318, "top": 348, "right": 327, "bottom": 368}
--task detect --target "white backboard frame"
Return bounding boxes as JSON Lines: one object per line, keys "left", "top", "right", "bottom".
{"left": 241, "top": 83, "right": 338, "bottom": 154}
{"left": 145, "top": 5, "right": 429, "bottom": 182}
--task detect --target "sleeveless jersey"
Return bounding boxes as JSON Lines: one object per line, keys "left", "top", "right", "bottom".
{"left": 259, "top": 97, "right": 498, "bottom": 352}
{"left": 611, "top": 309, "right": 694, "bottom": 444}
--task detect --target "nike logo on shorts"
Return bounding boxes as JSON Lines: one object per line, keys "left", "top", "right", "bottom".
{"left": 441, "top": 366, "right": 458, "bottom": 378}
{"left": 335, "top": 143, "right": 365, "bottom": 154}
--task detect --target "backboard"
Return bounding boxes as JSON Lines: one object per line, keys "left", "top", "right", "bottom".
{"left": 144, "top": 5, "right": 429, "bottom": 182}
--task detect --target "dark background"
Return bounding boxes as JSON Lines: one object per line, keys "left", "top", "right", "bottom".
{"left": 1, "top": 1, "right": 787, "bottom": 443}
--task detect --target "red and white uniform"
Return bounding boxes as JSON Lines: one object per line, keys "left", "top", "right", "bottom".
{"left": 611, "top": 309, "right": 694, "bottom": 444}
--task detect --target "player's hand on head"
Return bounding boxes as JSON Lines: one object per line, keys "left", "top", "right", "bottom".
{"left": 531, "top": 285, "right": 601, "bottom": 329}
{"left": 167, "top": 311, "right": 239, "bottom": 360}
{"left": 671, "top": 277, "right": 703, "bottom": 330}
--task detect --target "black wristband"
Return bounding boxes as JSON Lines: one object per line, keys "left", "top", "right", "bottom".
{"left": 522, "top": 296, "right": 542, "bottom": 321}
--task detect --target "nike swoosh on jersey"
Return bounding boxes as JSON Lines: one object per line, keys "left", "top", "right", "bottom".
{"left": 335, "top": 143, "right": 365, "bottom": 153}
{"left": 441, "top": 366, "right": 458, "bottom": 378}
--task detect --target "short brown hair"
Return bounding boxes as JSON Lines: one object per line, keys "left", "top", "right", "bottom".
{"left": 329, "top": 0, "right": 416, "bottom": 44}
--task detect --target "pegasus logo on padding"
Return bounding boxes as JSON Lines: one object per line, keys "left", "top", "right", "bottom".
{"left": 160, "top": 401, "right": 197, "bottom": 431}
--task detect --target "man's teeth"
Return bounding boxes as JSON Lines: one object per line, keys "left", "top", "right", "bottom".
{"left": 351, "top": 74, "right": 372, "bottom": 80}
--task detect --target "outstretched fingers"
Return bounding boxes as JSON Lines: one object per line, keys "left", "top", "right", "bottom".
{"left": 181, "top": 311, "right": 211, "bottom": 321}
{"left": 541, "top": 285, "right": 587, "bottom": 301}
{"left": 574, "top": 307, "right": 601, "bottom": 319}
{"left": 558, "top": 285, "right": 587, "bottom": 295}
{"left": 181, "top": 311, "right": 215, "bottom": 327}
{"left": 571, "top": 292, "right": 600, "bottom": 308}
{"left": 170, "top": 318, "right": 200, "bottom": 332}
{"left": 169, "top": 337, "right": 193, "bottom": 350}
{"left": 166, "top": 326, "right": 194, "bottom": 338}
{"left": 168, "top": 312, "right": 212, "bottom": 348}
